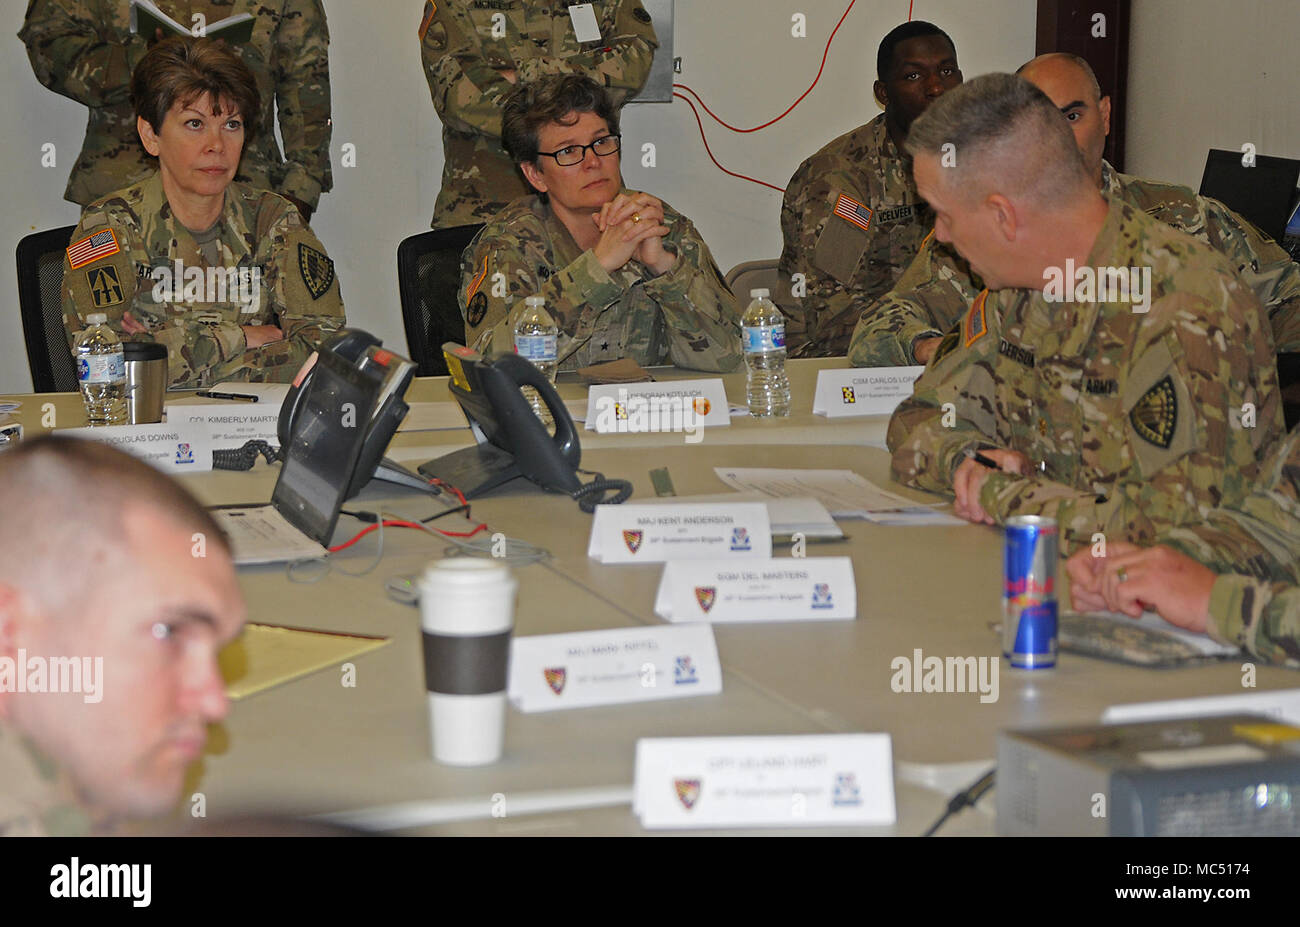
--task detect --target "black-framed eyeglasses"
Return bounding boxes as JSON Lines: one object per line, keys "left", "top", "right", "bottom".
{"left": 537, "top": 134, "right": 621, "bottom": 167}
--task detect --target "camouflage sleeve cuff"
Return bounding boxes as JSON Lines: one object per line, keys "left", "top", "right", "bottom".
{"left": 641, "top": 249, "right": 702, "bottom": 308}
{"left": 1160, "top": 522, "right": 1277, "bottom": 580}
{"left": 1205, "top": 574, "right": 1251, "bottom": 647}
{"left": 555, "top": 251, "right": 625, "bottom": 328}
{"left": 278, "top": 168, "right": 325, "bottom": 209}
{"left": 906, "top": 329, "right": 945, "bottom": 362}
{"left": 516, "top": 56, "right": 580, "bottom": 85}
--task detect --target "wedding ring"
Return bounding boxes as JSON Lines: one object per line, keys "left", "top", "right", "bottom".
{"left": 631, "top": 212, "right": 642, "bottom": 223}
{"left": 1116, "top": 566, "right": 1128, "bottom": 583}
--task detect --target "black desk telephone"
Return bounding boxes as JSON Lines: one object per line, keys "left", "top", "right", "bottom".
{"left": 418, "top": 343, "right": 631, "bottom": 510}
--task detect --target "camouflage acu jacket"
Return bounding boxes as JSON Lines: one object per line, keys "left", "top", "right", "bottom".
{"left": 459, "top": 193, "right": 742, "bottom": 372}
{"left": 421, "top": 0, "right": 656, "bottom": 228}
{"left": 0, "top": 721, "right": 93, "bottom": 837}
{"left": 850, "top": 160, "right": 1300, "bottom": 366}
{"left": 62, "top": 172, "right": 345, "bottom": 389}
{"left": 1157, "top": 427, "right": 1300, "bottom": 665}
{"left": 20, "top": 0, "right": 333, "bottom": 208}
{"left": 778, "top": 112, "right": 931, "bottom": 357}
{"left": 888, "top": 197, "right": 1284, "bottom": 553}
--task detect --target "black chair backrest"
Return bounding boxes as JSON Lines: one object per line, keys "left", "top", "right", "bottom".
{"left": 397, "top": 223, "right": 485, "bottom": 377}
{"left": 16, "top": 224, "right": 78, "bottom": 393}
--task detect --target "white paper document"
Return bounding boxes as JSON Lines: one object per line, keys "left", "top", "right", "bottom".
{"left": 210, "top": 381, "right": 290, "bottom": 403}
{"left": 654, "top": 557, "right": 857, "bottom": 623}
{"left": 209, "top": 505, "right": 327, "bottom": 565}
{"left": 508, "top": 625, "right": 721, "bottom": 712}
{"left": 633, "top": 734, "right": 896, "bottom": 829}
{"left": 588, "top": 502, "right": 771, "bottom": 563}
{"left": 713, "top": 467, "right": 962, "bottom": 524}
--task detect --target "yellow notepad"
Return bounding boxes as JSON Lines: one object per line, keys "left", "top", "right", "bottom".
{"left": 220, "top": 623, "right": 390, "bottom": 700}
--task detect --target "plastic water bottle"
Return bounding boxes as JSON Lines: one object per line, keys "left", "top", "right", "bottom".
{"left": 513, "top": 295, "right": 558, "bottom": 429}
{"left": 75, "top": 313, "right": 127, "bottom": 426}
{"left": 742, "top": 288, "right": 790, "bottom": 417}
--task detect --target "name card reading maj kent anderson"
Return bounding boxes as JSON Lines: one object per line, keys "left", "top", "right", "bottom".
{"left": 654, "top": 557, "right": 856, "bottom": 622}
{"left": 633, "top": 734, "right": 896, "bottom": 829}
{"left": 588, "top": 503, "right": 771, "bottom": 563}
{"left": 813, "top": 365, "right": 925, "bottom": 418}
{"left": 508, "top": 624, "right": 721, "bottom": 712}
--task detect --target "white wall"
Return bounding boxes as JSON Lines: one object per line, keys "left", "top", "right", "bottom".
{"left": 1126, "top": 0, "right": 1300, "bottom": 189}
{"left": 0, "top": 0, "right": 1036, "bottom": 393}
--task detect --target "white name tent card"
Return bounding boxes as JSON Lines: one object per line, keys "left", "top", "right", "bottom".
{"left": 813, "top": 366, "right": 925, "bottom": 418}
{"left": 588, "top": 503, "right": 771, "bottom": 563}
{"left": 654, "top": 557, "right": 857, "bottom": 623}
{"left": 508, "top": 625, "right": 721, "bottom": 712}
{"left": 633, "top": 734, "right": 896, "bottom": 829}
{"left": 585, "top": 378, "right": 730, "bottom": 433}
{"left": 165, "top": 402, "right": 281, "bottom": 450}
{"left": 1103, "top": 688, "right": 1300, "bottom": 726}
{"left": 63, "top": 420, "right": 212, "bottom": 473}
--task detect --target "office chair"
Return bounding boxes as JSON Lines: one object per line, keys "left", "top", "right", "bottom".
{"left": 16, "top": 224, "right": 77, "bottom": 393}
{"left": 397, "top": 223, "right": 484, "bottom": 377}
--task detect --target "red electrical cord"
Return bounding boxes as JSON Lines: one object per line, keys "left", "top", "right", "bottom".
{"left": 672, "top": 92, "right": 786, "bottom": 193}
{"left": 670, "top": 0, "right": 857, "bottom": 134}
{"left": 328, "top": 515, "right": 488, "bottom": 553}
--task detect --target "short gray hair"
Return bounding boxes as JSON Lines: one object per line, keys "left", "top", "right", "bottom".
{"left": 904, "top": 72, "right": 1090, "bottom": 205}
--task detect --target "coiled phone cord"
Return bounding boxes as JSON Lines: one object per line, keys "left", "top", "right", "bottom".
{"left": 212, "top": 439, "right": 282, "bottom": 470}
{"left": 569, "top": 469, "right": 633, "bottom": 514}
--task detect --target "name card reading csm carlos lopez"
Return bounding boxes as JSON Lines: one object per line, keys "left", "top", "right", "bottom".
{"left": 634, "top": 734, "right": 896, "bottom": 829}
{"left": 509, "top": 624, "right": 721, "bottom": 712}
{"left": 588, "top": 502, "right": 771, "bottom": 563}
{"left": 813, "top": 365, "right": 925, "bottom": 418}
{"left": 655, "top": 557, "right": 856, "bottom": 622}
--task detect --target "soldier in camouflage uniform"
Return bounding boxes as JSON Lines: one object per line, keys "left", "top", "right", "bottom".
{"left": 0, "top": 437, "right": 243, "bottom": 835}
{"left": 888, "top": 74, "right": 1283, "bottom": 553}
{"left": 20, "top": 0, "right": 333, "bottom": 217}
{"left": 1066, "top": 428, "right": 1300, "bottom": 666}
{"left": 421, "top": 0, "right": 656, "bottom": 228}
{"left": 62, "top": 37, "right": 344, "bottom": 390}
{"left": 460, "top": 75, "right": 741, "bottom": 372}
{"left": 849, "top": 53, "right": 1300, "bottom": 367}
{"left": 777, "top": 21, "right": 961, "bottom": 357}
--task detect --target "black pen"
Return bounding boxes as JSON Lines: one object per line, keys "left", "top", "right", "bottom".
{"left": 196, "top": 390, "right": 259, "bottom": 403}
{"left": 964, "top": 448, "right": 1000, "bottom": 469}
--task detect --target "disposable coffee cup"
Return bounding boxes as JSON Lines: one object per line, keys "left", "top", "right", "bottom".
{"left": 418, "top": 558, "right": 517, "bottom": 766}
{"left": 123, "top": 342, "right": 168, "bottom": 424}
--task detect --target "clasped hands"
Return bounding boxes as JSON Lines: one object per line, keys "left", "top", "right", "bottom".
{"left": 121, "top": 311, "right": 284, "bottom": 349}
{"left": 591, "top": 192, "right": 677, "bottom": 276}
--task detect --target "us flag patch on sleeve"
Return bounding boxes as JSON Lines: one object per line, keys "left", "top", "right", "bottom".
{"left": 66, "top": 229, "right": 120, "bottom": 269}
{"left": 833, "top": 193, "right": 873, "bottom": 233}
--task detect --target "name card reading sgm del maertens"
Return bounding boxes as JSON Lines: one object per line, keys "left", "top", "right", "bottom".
{"left": 813, "top": 365, "right": 925, "bottom": 418}
{"left": 634, "top": 734, "right": 896, "bottom": 829}
{"left": 62, "top": 420, "right": 212, "bottom": 473}
{"left": 588, "top": 503, "right": 771, "bottom": 563}
{"left": 508, "top": 624, "right": 721, "bottom": 712}
{"left": 654, "top": 557, "right": 856, "bottom": 622}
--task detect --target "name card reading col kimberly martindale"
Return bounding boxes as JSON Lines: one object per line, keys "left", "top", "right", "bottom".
{"left": 588, "top": 503, "right": 771, "bottom": 563}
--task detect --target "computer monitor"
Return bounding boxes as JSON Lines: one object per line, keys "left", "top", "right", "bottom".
{"left": 1198, "top": 149, "right": 1300, "bottom": 242}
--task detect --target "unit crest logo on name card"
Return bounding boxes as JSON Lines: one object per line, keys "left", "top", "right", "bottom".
{"left": 543, "top": 667, "right": 566, "bottom": 695}
{"left": 674, "top": 778, "right": 701, "bottom": 810}
{"left": 674, "top": 656, "right": 699, "bottom": 685}
{"left": 694, "top": 587, "right": 716, "bottom": 613}
{"left": 175, "top": 443, "right": 194, "bottom": 465}
{"left": 832, "top": 772, "right": 862, "bottom": 806}
{"left": 622, "top": 530, "right": 643, "bottom": 554}
{"left": 841, "top": 386, "right": 856, "bottom": 404}
{"left": 811, "top": 583, "right": 833, "bottom": 609}
{"left": 729, "top": 527, "right": 751, "bottom": 551}
{"left": 692, "top": 397, "right": 711, "bottom": 416}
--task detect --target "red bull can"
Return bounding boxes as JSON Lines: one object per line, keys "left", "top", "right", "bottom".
{"left": 1003, "top": 515, "right": 1058, "bottom": 668}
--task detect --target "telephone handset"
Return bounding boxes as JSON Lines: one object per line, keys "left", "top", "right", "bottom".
{"left": 418, "top": 343, "right": 582, "bottom": 498}
{"left": 277, "top": 329, "right": 420, "bottom": 500}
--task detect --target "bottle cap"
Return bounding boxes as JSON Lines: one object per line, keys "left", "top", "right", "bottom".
{"left": 524, "top": 295, "right": 545, "bottom": 308}
{"left": 85, "top": 313, "right": 107, "bottom": 324}
{"left": 749, "top": 288, "right": 770, "bottom": 298}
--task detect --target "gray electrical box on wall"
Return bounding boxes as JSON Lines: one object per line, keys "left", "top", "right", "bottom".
{"left": 628, "top": 0, "right": 673, "bottom": 103}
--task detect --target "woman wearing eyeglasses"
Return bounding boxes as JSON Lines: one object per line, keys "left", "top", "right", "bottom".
{"left": 459, "top": 74, "right": 742, "bottom": 372}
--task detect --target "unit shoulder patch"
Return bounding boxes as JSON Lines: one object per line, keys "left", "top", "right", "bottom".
{"left": 1129, "top": 375, "right": 1178, "bottom": 449}
{"left": 298, "top": 244, "right": 335, "bottom": 300}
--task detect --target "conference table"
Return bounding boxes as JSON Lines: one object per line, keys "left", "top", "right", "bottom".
{"left": 5, "top": 358, "right": 1296, "bottom": 837}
